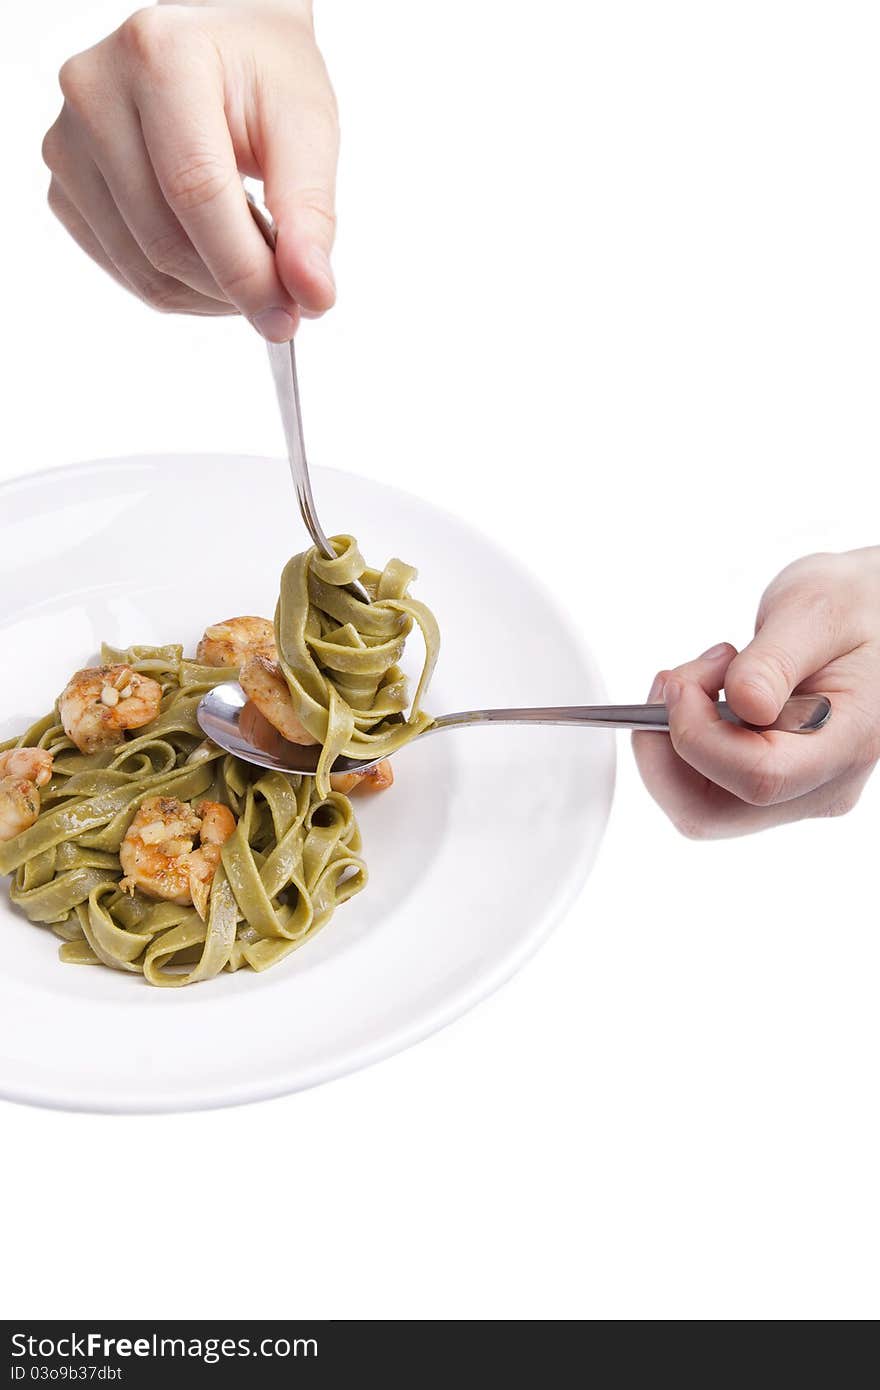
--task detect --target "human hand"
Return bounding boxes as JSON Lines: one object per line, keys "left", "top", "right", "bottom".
{"left": 633, "top": 548, "right": 880, "bottom": 837}
{"left": 42, "top": 0, "right": 337, "bottom": 341}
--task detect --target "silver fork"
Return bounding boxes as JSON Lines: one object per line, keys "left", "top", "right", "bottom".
{"left": 248, "top": 193, "right": 371, "bottom": 605}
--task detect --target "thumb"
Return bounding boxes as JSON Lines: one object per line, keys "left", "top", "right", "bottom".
{"left": 263, "top": 99, "right": 339, "bottom": 316}
{"left": 725, "top": 591, "right": 845, "bottom": 725}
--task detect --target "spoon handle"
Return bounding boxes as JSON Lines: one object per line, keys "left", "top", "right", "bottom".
{"left": 430, "top": 695, "right": 831, "bottom": 735}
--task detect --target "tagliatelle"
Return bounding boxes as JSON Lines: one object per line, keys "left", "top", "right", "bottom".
{"left": 0, "top": 537, "right": 438, "bottom": 988}
{"left": 275, "top": 536, "right": 440, "bottom": 797}
{"left": 0, "top": 643, "right": 367, "bottom": 987}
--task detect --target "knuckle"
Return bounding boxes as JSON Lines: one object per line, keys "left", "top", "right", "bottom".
{"left": 120, "top": 9, "right": 214, "bottom": 88}
{"left": 293, "top": 186, "right": 338, "bottom": 234}
{"left": 763, "top": 553, "right": 834, "bottom": 603}
{"left": 142, "top": 227, "right": 199, "bottom": 280}
{"left": 118, "top": 8, "right": 173, "bottom": 65}
{"left": 58, "top": 54, "right": 93, "bottom": 107}
{"left": 727, "top": 674, "right": 773, "bottom": 711}
{"left": 218, "top": 256, "right": 267, "bottom": 301}
{"left": 41, "top": 123, "right": 63, "bottom": 173}
{"left": 752, "top": 641, "right": 799, "bottom": 695}
{"left": 741, "top": 761, "right": 788, "bottom": 807}
{"left": 758, "top": 563, "right": 842, "bottom": 635}
{"left": 820, "top": 791, "right": 860, "bottom": 819}
{"left": 672, "top": 813, "right": 711, "bottom": 841}
{"left": 136, "top": 273, "right": 192, "bottom": 315}
{"left": 796, "top": 586, "right": 839, "bottom": 637}
{"left": 163, "top": 155, "right": 233, "bottom": 215}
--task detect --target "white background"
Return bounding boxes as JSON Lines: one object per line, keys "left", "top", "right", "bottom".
{"left": 1, "top": 0, "right": 879, "bottom": 1320}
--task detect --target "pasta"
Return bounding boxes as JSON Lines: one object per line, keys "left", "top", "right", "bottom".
{"left": 0, "top": 537, "right": 438, "bottom": 988}
{"left": 271, "top": 535, "right": 440, "bottom": 797}
{"left": 0, "top": 643, "right": 367, "bottom": 986}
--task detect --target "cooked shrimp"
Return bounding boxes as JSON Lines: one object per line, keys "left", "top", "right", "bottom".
{"left": 196, "top": 801, "right": 237, "bottom": 846}
{"left": 119, "top": 796, "right": 236, "bottom": 920}
{"left": 330, "top": 760, "right": 395, "bottom": 795}
{"left": 239, "top": 655, "right": 316, "bottom": 746}
{"left": 0, "top": 749, "right": 55, "bottom": 842}
{"left": 0, "top": 776, "right": 42, "bottom": 842}
{"left": 0, "top": 747, "right": 54, "bottom": 788}
{"left": 185, "top": 800, "right": 237, "bottom": 920}
{"left": 59, "top": 665, "right": 163, "bottom": 755}
{"left": 196, "top": 617, "right": 275, "bottom": 669}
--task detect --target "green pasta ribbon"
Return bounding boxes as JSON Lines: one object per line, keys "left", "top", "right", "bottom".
{"left": 275, "top": 535, "right": 440, "bottom": 796}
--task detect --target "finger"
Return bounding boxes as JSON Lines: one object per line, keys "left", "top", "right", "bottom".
{"left": 725, "top": 587, "right": 856, "bottom": 725}
{"left": 47, "top": 179, "right": 131, "bottom": 294}
{"left": 53, "top": 161, "right": 233, "bottom": 316}
{"left": 636, "top": 738, "right": 872, "bottom": 839}
{"left": 664, "top": 676, "right": 863, "bottom": 805}
{"left": 698, "top": 763, "right": 875, "bottom": 835}
{"left": 633, "top": 670, "right": 713, "bottom": 812}
{"left": 44, "top": 120, "right": 233, "bottom": 316}
{"left": 668, "top": 641, "right": 737, "bottom": 694}
{"left": 133, "top": 61, "right": 300, "bottom": 339}
{"left": 263, "top": 96, "right": 339, "bottom": 315}
{"left": 82, "top": 97, "right": 229, "bottom": 301}
{"left": 632, "top": 646, "right": 735, "bottom": 828}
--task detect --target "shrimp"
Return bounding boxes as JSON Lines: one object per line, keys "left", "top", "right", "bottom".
{"left": 59, "top": 665, "right": 163, "bottom": 755}
{"left": 185, "top": 800, "right": 238, "bottom": 920}
{"left": 0, "top": 777, "right": 42, "bottom": 842}
{"left": 0, "top": 747, "right": 54, "bottom": 788}
{"left": 196, "top": 617, "right": 275, "bottom": 669}
{"left": 0, "top": 749, "right": 55, "bottom": 842}
{"left": 119, "top": 796, "right": 236, "bottom": 920}
{"left": 238, "top": 658, "right": 395, "bottom": 792}
{"left": 330, "top": 760, "right": 395, "bottom": 796}
{"left": 239, "top": 654, "right": 316, "bottom": 746}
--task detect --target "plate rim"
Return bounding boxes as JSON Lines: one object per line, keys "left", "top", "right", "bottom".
{"left": 0, "top": 454, "right": 616, "bottom": 1113}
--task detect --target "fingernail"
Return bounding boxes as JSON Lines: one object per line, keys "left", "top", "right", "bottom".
{"left": 648, "top": 673, "right": 666, "bottom": 702}
{"left": 307, "top": 245, "right": 335, "bottom": 294}
{"left": 700, "top": 642, "right": 731, "bottom": 660}
{"left": 664, "top": 677, "right": 682, "bottom": 710}
{"left": 253, "top": 307, "right": 297, "bottom": 342}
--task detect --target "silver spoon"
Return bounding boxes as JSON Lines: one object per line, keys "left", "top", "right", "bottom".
{"left": 248, "top": 193, "right": 371, "bottom": 605}
{"left": 197, "top": 683, "right": 832, "bottom": 778}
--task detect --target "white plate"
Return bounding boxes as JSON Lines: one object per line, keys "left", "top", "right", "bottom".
{"left": 0, "top": 456, "right": 615, "bottom": 1112}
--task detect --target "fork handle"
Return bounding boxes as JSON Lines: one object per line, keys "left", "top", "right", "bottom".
{"left": 248, "top": 191, "right": 372, "bottom": 604}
